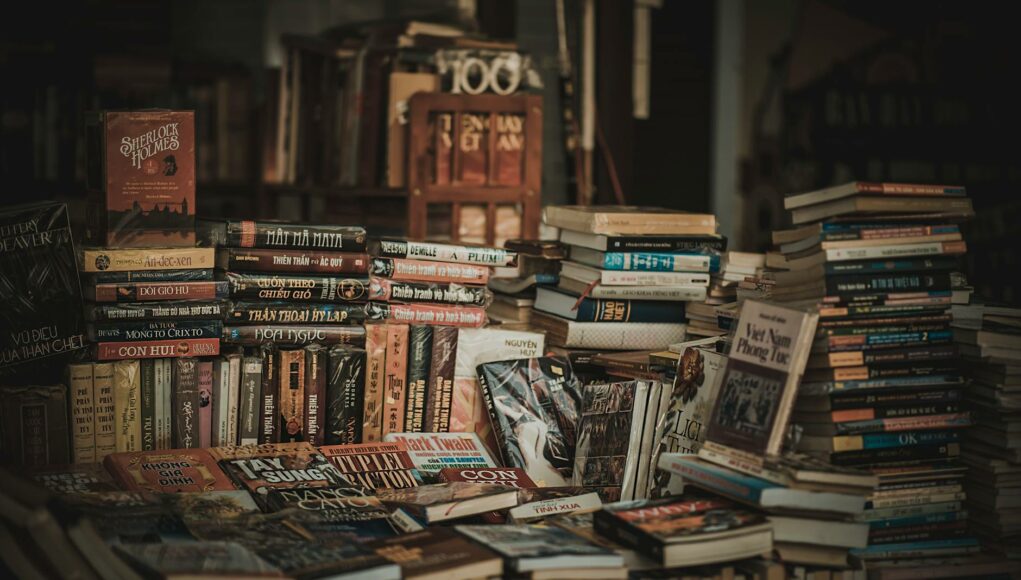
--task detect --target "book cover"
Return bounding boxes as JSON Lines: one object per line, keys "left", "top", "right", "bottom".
{"left": 85, "top": 110, "right": 196, "bottom": 247}
{"left": 405, "top": 325, "right": 432, "bottom": 432}
{"left": 382, "top": 324, "right": 409, "bottom": 437}
{"left": 319, "top": 441, "right": 424, "bottom": 489}
{"left": 59, "top": 490, "right": 193, "bottom": 544}
{"left": 239, "top": 357, "right": 263, "bottom": 446}
{"left": 26, "top": 463, "right": 119, "bottom": 494}
{"left": 362, "top": 324, "right": 388, "bottom": 442}
{"left": 0, "top": 384, "right": 70, "bottom": 465}
{"left": 649, "top": 347, "right": 728, "bottom": 498}
{"left": 262, "top": 542, "right": 399, "bottom": 580}
{"left": 264, "top": 486, "right": 401, "bottom": 544}
{"left": 326, "top": 347, "right": 365, "bottom": 445}
{"left": 508, "top": 488, "right": 604, "bottom": 523}
{"left": 140, "top": 359, "right": 156, "bottom": 451}
{"left": 210, "top": 442, "right": 354, "bottom": 507}
{"left": 572, "top": 381, "right": 648, "bottom": 499}
{"left": 218, "top": 221, "right": 367, "bottom": 251}
{"left": 704, "top": 300, "right": 819, "bottom": 458}
{"left": 368, "top": 528, "right": 500, "bottom": 579}
{"left": 225, "top": 272, "right": 369, "bottom": 303}
{"left": 302, "top": 346, "right": 326, "bottom": 446}
{"left": 219, "top": 248, "right": 369, "bottom": 274}
{"left": 0, "top": 202, "right": 87, "bottom": 385}
{"left": 439, "top": 467, "right": 537, "bottom": 488}
{"left": 383, "top": 432, "right": 498, "bottom": 477}
{"left": 455, "top": 524, "right": 622, "bottom": 571}
{"left": 103, "top": 448, "right": 237, "bottom": 492}
{"left": 259, "top": 346, "right": 278, "bottom": 444}
{"left": 68, "top": 363, "right": 96, "bottom": 463}
{"left": 425, "top": 326, "right": 458, "bottom": 432}
{"left": 197, "top": 360, "right": 214, "bottom": 449}
{"left": 278, "top": 350, "right": 305, "bottom": 443}
{"left": 114, "top": 359, "right": 141, "bottom": 452}
{"left": 475, "top": 356, "right": 582, "bottom": 487}
{"left": 226, "top": 301, "right": 365, "bottom": 325}
{"left": 93, "top": 362, "right": 117, "bottom": 459}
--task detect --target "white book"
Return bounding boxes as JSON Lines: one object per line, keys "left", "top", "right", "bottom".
{"left": 226, "top": 354, "right": 242, "bottom": 446}
{"left": 557, "top": 276, "right": 707, "bottom": 301}
{"left": 634, "top": 380, "right": 665, "bottom": 501}
{"left": 212, "top": 358, "right": 231, "bottom": 446}
{"left": 560, "top": 261, "right": 711, "bottom": 286}
{"left": 785, "top": 241, "right": 966, "bottom": 270}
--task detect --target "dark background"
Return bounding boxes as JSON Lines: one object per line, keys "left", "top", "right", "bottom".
{"left": 2, "top": 0, "right": 1019, "bottom": 303}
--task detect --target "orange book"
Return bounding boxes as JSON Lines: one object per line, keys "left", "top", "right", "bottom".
{"left": 382, "top": 325, "right": 410, "bottom": 437}
{"left": 103, "top": 448, "right": 236, "bottom": 493}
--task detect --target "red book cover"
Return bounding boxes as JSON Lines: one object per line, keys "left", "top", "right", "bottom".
{"left": 94, "top": 338, "right": 220, "bottom": 361}
{"left": 457, "top": 113, "right": 488, "bottom": 185}
{"left": 493, "top": 113, "right": 523, "bottom": 186}
{"left": 369, "top": 258, "right": 490, "bottom": 284}
{"left": 319, "top": 441, "right": 424, "bottom": 489}
{"left": 438, "top": 467, "right": 537, "bottom": 488}
{"left": 382, "top": 325, "right": 409, "bottom": 437}
{"left": 103, "top": 448, "right": 237, "bottom": 493}
{"left": 197, "top": 361, "right": 214, "bottom": 449}
{"left": 304, "top": 346, "right": 327, "bottom": 446}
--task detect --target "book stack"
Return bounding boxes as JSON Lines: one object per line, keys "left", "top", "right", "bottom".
{"left": 953, "top": 303, "right": 1021, "bottom": 557}
{"left": 212, "top": 219, "right": 370, "bottom": 348}
{"left": 769, "top": 181, "right": 981, "bottom": 563}
{"left": 534, "top": 205, "right": 724, "bottom": 351}
{"left": 486, "top": 239, "right": 565, "bottom": 329}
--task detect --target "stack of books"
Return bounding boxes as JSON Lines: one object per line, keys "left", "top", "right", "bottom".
{"left": 486, "top": 239, "right": 564, "bottom": 329}
{"left": 534, "top": 206, "right": 724, "bottom": 350}
{"left": 213, "top": 220, "right": 370, "bottom": 347}
{"left": 954, "top": 303, "right": 1021, "bottom": 557}
{"left": 81, "top": 247, "right": 224, "bottom": 361}
{"left": 770, "top": 181, "right": 980, "bottom": 562}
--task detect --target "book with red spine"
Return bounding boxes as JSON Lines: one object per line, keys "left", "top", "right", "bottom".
{"left": 369, "top": 257, "right": 490, "bottom": 284}
{"left": 94, "top": 338, "right": 220, "bottom": 361}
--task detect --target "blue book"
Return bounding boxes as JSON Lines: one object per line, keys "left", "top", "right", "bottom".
{"left": 823, "top": 256, "right": 960, "bottom": 275}
{"left": 571, "top": 246, "right": 721, "bottom": 273}
{"left": 867, "top": 510, "right": 966, "bottom": 530}
{"left": 533, "top": 287, "right": 686, "bottom": 323}
{"left": 656, "top": 454, "right": 865, "bottom": 516}
{"left": 798, "top": 375, "right": 965, "bottom": 395}
{"left": 836, "top": 430, "right": 961, "bottom": 451}
{"left": 850, "top": 537, "right": 980, "bottom": 559}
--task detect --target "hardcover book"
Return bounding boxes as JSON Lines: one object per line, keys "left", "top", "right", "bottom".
{"left": 0, "top": 202, "right": 87, "bottom": 385}
{"left": 26, "top": 463, "right": 119, "bottom": 493}
{"left": 94, "top": 338, "right": 220, "bottom": 360}
{"left": 239, "top": 356, "right": 263, "bottom": 446}
{"left": 88, "top": 280, "right": 229, "bottom": 302}
{"left": 0, "top": 378, "right": 68, "bottom": 465}
{"left": 534, "top": 287, "right": 687, "bottom": 323}
{"left": 569, "top": 247, "right": 720, "bottom": 273}
{"left": 475, "top": 356, "right": 582, "bottom": 486}
{"left": 210, "top": 442, "right": 355, "bottom": 507}
{"left": 369, "top": 277, "right": 492, "bottom": 306}
{"left": 114, "top": 359, "right": 141, "bottom": 452}
{"left": 456, "top": 524, "right": 623, "bottom": 572}
{"left": 87, "top": 319, "right": 223, "bottom": 343}
{"left": 262, "top": 542, "right": 399, "bottom": 580}
{"left": 318, "top": 441, "right": 424, "bottom": 489}
{"left": 704, "top": 300, "right": 819, "bottom": 458}
{"left": 383, "top": 432, "right": 498, "bottom": 478}
{"left": 197, "top": 360, "right": 214, "bottom": 449}
{"left": 530, "top": 311, "right": 687, "bottom": 350}
{"left": 365, "top": 302, "right": 488, "bottom": 328}
{"left": 68, "top": 363, "right": 96, "bottom": 463}
{"left": 649, "top": 347, "right": 728, "bottom": 497}
{"left": 224, "top": 324, "right": 365, "bottom": 346}
{"left": 93, "top": 362, "right": 117, "bottom": 459}
{"left": 369, "top": 528, "right": 501, "bottom": 580}
{"left": 559, "top": 229, "right": 727, "bottom": 253}
{"left": 259, "top": 346, "right": 278, "bottom": 444}
{"left": 103, "top": 448, "right": 236, "bottom": 493}
{"left": 375, "top": 481, "right": 519, "bottom": 523}
{"left": 382, "top": 324, "right": 410, "bottom": 437}
{"left": 85, "top": 110, "right": 196, "bottom": 247}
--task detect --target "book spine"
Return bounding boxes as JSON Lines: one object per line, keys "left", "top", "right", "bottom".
{"left": 371, "top": 239, "right": 516, "bottom": 266}
{"left": 227, "top": 301, "right": 365, "bottom": 325}
{"left": 90, "top": 281, "right": 229, "bottom": 302}
{"left": 362, "top": 324, "right": 388, "bottom": 442}
{"left": 226, "top": 354, "right": 242, "bottom": 445}
{"left": 278, "top": 349, "right": 306, "bottom": 442}
{"left": 239, "top": 357, "right": 263, "bottom": 446}
{"left": 369, "top": 277, "right": 492, "bottom": 306}
{"left": 211, "top": 358, "right": 230, "bottom": 446}
{"left": 382, "top": 325, "right": 409, "bottom": 437}
{"left": 327, "top": 347, "right": 366, "bottom": 445}
{"left": 68, "top": 363, "right": 96, "bottom": 463}
{"left": 825, "top": 273, "right": 952, "bottom": 295}
{"left": 87, "top": 268, "right": 214, "bottom": 283}
{"left": 113, "top": 360, "right": 141, "bottom": 452}
{"left": 171, "top": 358, "right": 199, "bottom": 448}
{"left": 657, "top": 455, "right": 763, "bottom": 505}
{"left": 823, "top": 225, "right": 959, "bottom": 241}
{"left": 832, "top": 443, "right": 960, "bottom": 466}
{"left": 220, "top": 248, "right": 369, "bottom": 274}
{"left": 139, "top": 360, "right": 156, "bottom": 451}
{"left": 154, "top": 358, "right": 165, "bottom": 449}
{"left": 591, "top": 510, "right": 664, "bottom": 562}
{"left": 825, "top": 241, "right": 967, "bottom": 262}
{"left": 575, "top": 298, "right": 686, "bottom": 323}
{"left": 585, "top": 285, "right": 708, "bottom": 301}
{"left": 92, "top": 363, "right": 117, "bottom": 459}
{"left": 95, "top": 338, "right": 221, "bottom": 361}
{"left": 85, "top": 301, "right": 228, "bottom": 322}
{"left": 425, "top": 326, "right": 458, "bottom": 432}
{"left": 303, "top": 346, "right": 326, "bottom": 446}
{"left": 822, "top": 331, "right": 954, "bottom": 353}
{"left": 196, "top": 361, "right": 213, "bottom": 448}
{"left": 224, "top": 221, "right": 367, "bottom": 251}
{"left": 259, "top": 347, "right": 278, "bottom": 444}
{"left": 81, "top": 247, "right": 215, "bottom": 272}
{"left": 824, "top": 256, "right": 960, "bottom": 275}
{"left": 833, "top": 430, "right": 961, "bottom": 451}
{"left": 828, "top": 388, "right": 961, "bottom": 410}
{"left": 369, "top": 257, "right": 490, "bottom": 284}
{"left": 821, "top": 345, "right": 958, "bottom": 367}
{"left": 867, "top": 492, "right": 967, "bottom": 510}
{"left": 404, "top": 326, "right": 432, "bottom": 432}
{"left": 161, "top": 360, "right": 172, "bottom": 448}
{"left": 868, "top": 510, "right": 966, "bottom": 530}
{"left": 226, "top": 273, "right": 369, "bottom": 303}
{"left": 601, "top": 252, "right": 717, "bottom": 273}
{"left": 832, "top": 403, "right": 961, "bottom": 423}
{"left": 475, "top": 367, "right": 514, "bottom": 471}
{"left": 605, "top": 236, "right": 727, "bottom": 252}
{"left": 599, "top": 270, "right": 712, "bottom": 286}
{"left": 365, "top": 302, "right": 487, "bottom": 327}
{"left": 223, "top": 325, "right": 366, "bottom": 346}
{"left": 87, "top": 320, "right": 223, "bottom": 342}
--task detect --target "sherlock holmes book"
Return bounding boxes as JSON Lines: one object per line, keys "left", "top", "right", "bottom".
{"left": 0, "top": 202, "right": 87, "bottom": 385}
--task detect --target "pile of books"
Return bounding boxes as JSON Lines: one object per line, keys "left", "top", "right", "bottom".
{"left": 770, "top": 181, "right": 980, "bottom": 562}
{"left": 954, "top": 302, "right": 1021, "bottom": 557}
{"left": 214, "top": 220, "right": 370, "bottom": 347}
{"left": 486, "top": 239, "right": 564, "bottom": 328}
{"left": 533, "top": 205, "right": 724, "bottom": 351}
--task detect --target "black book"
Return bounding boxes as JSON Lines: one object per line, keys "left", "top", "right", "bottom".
{"left": 0, "top": 202, "right": 87, "bottom": 385}
{"left": 87, "top": 268, "right": 214, "bottom": 284}
{"left": 326, "top": 347, "right": 365, "bottom": 445}
{"left": 172, "top": 358, "right": 200, "bottom": 449}
{"left": 456, "top": 524, "right": 623, "bottom": 573}
{"left": 201, "top": 219, "right": 367, "bottom": 252}
{"left": 404, "top": 326, "right": 432, "bottom": 432}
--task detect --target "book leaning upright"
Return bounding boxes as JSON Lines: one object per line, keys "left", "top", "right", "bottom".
{"left": 702, "top": 300, "right": 819, "bottom": 462}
